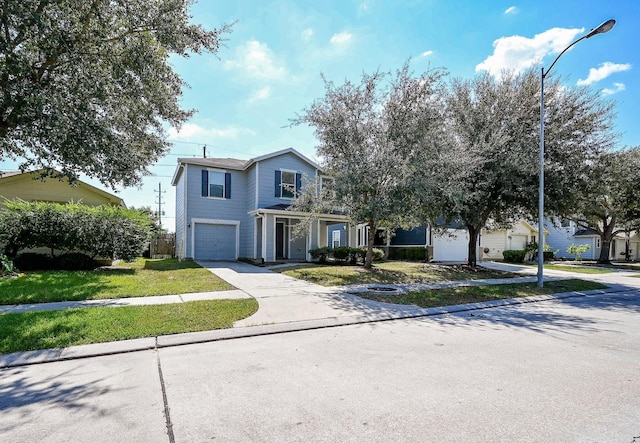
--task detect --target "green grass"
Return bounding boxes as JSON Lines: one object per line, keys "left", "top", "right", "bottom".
{"left": 0, "top": 258, "right": 234, "bottom": 305}
{"left": 278, "top": 261, "right": 516, "bottom": 286}
{"left": 357, "top": 279, "right": 607, "bottom": 308}
{"left": 0, "top": 299, "right": 258, "bottom": 354}
{"left": 542, "top": 264, "right": 614, "bottom": 274}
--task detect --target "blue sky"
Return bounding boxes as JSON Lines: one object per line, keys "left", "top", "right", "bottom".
{"left": 2, "top": 1, "right": 638, "bottom": 232}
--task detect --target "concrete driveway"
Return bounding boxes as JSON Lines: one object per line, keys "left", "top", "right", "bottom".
{"left": 2, "top": 289, "right": 639, "bottom": 442}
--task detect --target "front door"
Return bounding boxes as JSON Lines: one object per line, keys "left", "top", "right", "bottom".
{"left": 276, "top": 222, "right": 286, "bottom": 259}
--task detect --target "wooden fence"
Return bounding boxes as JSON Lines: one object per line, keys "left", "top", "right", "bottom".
{"left": 150, "top": 233, "right": 175, "bottom": 259}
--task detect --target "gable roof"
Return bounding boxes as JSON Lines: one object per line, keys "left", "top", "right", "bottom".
{"left": 0, "top": 169, "right": 125, "bottom": 207}
{"left": 172, "top": 147, "right": 322, "bottom": 185}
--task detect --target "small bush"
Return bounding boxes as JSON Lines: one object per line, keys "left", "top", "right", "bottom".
{"left": 543, "top": 251, "right": 554, "bottom": 261}
{"left": 309, "top": 247, "right": 331, "bottom": 263}
{"left": 333, "top": 246, "right": 351, "bottom": 261}
{"left": 14, "top": 253, "right": 53, "bottom": 271}
{"left": 55, "top": 253, "right": 98, "bottom": 270}
{"left": 388, "top": 247, "right": 427, "bottom": 261}
{"left": 503, "top": 249, "right": 526, "bottom": 263}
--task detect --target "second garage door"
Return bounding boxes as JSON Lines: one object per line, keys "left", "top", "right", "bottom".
{"left": 433, "top": 229, "right": 469, "bottom": 262}
{"left": 194, "top": 223, "right": 237, "bottom": 261}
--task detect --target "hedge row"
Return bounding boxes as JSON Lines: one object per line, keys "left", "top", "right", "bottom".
{"left": 308, "top": 246, "right": 384, "bottom": 264}
{"left": 387, "top": 247, "right": 428, "bottom": 261}
{"left": 0, "top": 200, "right": 155, "bottom": 261}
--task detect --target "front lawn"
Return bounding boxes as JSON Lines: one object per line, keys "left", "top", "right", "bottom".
{"left": 0, "top": 299, "right": 258, "bottom": 354}
{"left": 278, "top": 261, "right": 516, "bottom": 286}
{"left": 542, "top": 264, "right": 614, "bottom": 274}
{"left": 357, "top": 279, "right": 607, "bottom": 308}
{"left": 0, "top": 258, "right": 234, "bottom": 305}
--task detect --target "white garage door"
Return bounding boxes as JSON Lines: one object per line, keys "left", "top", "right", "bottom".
{"left": 510, "top": 235, "right": 528, "bottom": 250}
{"left": 433, "top": 230, "right": 469, "bottom": 262}
{"left": 194, "top": 223, "right": 237, "bottom": 260}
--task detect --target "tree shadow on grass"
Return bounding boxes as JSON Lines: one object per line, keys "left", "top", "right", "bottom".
{"left": 143, "top": 258, "right": 201, "bottom": 271}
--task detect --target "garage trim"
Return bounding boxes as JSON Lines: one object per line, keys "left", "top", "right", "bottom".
{"left": 190, "top": 218, "right": 240, "bottom": 260}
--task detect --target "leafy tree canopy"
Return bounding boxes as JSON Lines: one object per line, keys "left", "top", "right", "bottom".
{"left": 291, "top": 62, "right": 447, "bottom": 268}
{"left": 0, "top": 0, "right": 230, "bottom": 187}
{"left": 436, "top": 69, "right": 617, "bottom": 265}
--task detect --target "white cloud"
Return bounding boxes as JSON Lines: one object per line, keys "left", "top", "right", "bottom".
{"left": 420, "top": 50, "right": 434, "bottom": 58}
{"left": 168, "top": 123, "right": 255, "bottom": 141}
{"left": 224, "top": 40, "right": 286, "bottom": 80}
{"left": 476, "top": 27, "right": 583, "bottom": 77}
{"left": 330, "top": 32, "right": 353, "bottom": 46}
{"left": 249, "top": 87, "right": 272, "bottom": 103}
{"left": 577, "top": 62, "right": 632, "bottom": 86}
{"left": 504, "top": 6, "right": 518, "bottom": 15}
{"left": 601, "top": 82, "right": 626, "bottom": 96}
{"left": 301, "top": 28, "right": 314, "bottom": 41}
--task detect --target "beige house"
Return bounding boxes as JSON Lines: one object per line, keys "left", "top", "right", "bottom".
{"left": 0, "top": 170, "right": 124, "bottom": 207}
{"left": 481, "top": 220, "right": 540, "bottom": 261}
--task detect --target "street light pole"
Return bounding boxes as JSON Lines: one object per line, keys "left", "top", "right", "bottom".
{"left": 537, "top": 19, "right": 616, "bottom": 288}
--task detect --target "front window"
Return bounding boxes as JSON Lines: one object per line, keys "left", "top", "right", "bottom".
{"left": 281, "top": 171, "right": 296, "bottom": 198}
{"left": 208, "top": 171, "right": 225, "bottom": 198}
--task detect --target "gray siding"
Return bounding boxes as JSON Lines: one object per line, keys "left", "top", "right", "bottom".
{"left": 256, "top": 153, "right": 317, "bottom": 208}
{"left": 175, "top": 168, "right": 186, "bottom": 258}
{"left": 184, "top": 164, "right": 251, "bottom": 258}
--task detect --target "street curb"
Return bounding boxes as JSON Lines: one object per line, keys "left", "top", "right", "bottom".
{"left": 0, "top": 287, "right": 635, "bottom": 369}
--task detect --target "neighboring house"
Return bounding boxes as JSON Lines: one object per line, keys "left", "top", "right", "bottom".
{"left": 366, "top": 223, "right": 470, "bottom": 262}
{"left": 364, "top": 219, "right": 541, "bottom": 263}
{"left": 481, "top": 220, "right": 540, "bottom": 261}
{"left": 171, "top": 148, "right": 350, "bottom": 262}
{"left": 0, "top": 170, "right": 125, "bottom": 207}
{"left": 544, "top": 217, "right": 639, "bottom": 261}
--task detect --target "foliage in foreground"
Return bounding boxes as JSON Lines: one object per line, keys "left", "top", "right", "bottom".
{"left": 0, "top": 0, "right": 231, "bottom": 187}
{"left": 0, "top": 200, "right": 155, "bottom": 261}
{"left": 0, "top": 299, "right": 258, "bottom": 354}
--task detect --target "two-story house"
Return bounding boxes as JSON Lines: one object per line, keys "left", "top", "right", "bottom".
{"left": 171, "top": 148, "right": 350, "bottom": 262}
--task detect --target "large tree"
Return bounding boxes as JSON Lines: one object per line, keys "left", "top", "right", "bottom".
{"left": 0, "top": 0, "right": 230, "bottom": 187}
{"left": 437, "top": 69, "right": 616, "bottom": 266}
{"left": 292, "top": 63, "right": 447, "bottom": 269}
{"left": 571, "top": 146, "right": 640, "bottom": 264}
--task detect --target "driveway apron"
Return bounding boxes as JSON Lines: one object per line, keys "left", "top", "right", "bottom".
{"left": 196, "top": 261, "right": 435, "bottom": 327}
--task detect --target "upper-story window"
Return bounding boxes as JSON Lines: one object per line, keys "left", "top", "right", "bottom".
{"left": 275, "top": 170, "right": 301, "bottom": 199}
{"left": 201, "top": 169, "right": 231, "bottom": 199}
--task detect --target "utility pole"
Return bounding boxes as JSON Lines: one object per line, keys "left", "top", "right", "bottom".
{"left": 154, "top": 182, "right": 166, "bottom": 228}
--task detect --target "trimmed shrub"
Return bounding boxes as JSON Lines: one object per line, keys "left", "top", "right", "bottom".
{"left": 543, "top": 251, "right": 554, "bottom": 261}
{"left": 308, "top": 247, "right": 330, "bottom": 263}
{"left": 14, "top": 253, "right": 53, "bottom": 271}
{"left": 55, "top": 253, "right": 98, "bottom": 270}
{"left": 388, "top": 247, "right": 427, "bottom": 261}
{"left": 503, "top": 249, "right": 526, "bottom": 263}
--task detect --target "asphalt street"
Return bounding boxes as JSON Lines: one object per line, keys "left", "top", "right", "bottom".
{"left": 2, "top": 290, "right": 639, "bottom": 442}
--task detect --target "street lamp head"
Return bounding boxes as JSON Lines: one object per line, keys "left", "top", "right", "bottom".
{"left": 585, "top": 19, "right": 616, "bottom": 38}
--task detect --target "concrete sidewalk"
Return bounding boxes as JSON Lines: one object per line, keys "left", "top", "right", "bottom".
{"left": 2, "top": 260, "right": 639, "bottom": 368}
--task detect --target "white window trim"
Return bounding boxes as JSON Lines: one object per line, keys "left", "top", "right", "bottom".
{"left": 205, "top": 168, "right": 227, "bottom": 200}
{"left": 279, "top": 168, "right": 297, "bottom": 200}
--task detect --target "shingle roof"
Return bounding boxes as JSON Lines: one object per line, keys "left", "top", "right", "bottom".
{"left": 574, "top": 229, "right": 599, "bottom": 237}
{"left": 176, "top": 157, "right": 249, "bottom": 170}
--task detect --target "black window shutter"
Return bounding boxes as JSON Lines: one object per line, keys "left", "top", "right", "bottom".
{"left": 274, "top": 170, "right": 281, "bottom": 197}
{"left": 295, "top": 173, "right": 302, "bottom": 196}
{"left": 224, "top": 173, "right": 231, "bottom": 199}
{"left": 201, "top": 170, "right": 208, "bottom": 197}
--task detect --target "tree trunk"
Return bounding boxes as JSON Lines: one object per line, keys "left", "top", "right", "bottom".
{"left": 598, "top": 238, "right": 611, "bottom": 264}
{"left": 364, "top": 221, "right": 376, "bottom": 270}
{"left": 467, "top": 224, "right": 479, "bottom": 267}
{"left": 597, "top": 217, "right": 615, "bottom": 264}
